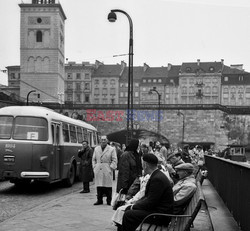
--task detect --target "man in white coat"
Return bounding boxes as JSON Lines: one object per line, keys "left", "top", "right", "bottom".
{"left": 92, "top": 135, "right": 117, "bottom": 205}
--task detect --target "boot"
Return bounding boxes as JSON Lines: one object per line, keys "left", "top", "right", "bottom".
{"left": 93, "top": 187, "right": 103, "bottom": 205}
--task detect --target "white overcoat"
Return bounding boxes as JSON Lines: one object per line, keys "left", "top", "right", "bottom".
{"left": 92, "top": 144, "right": 117, "bottom": 187}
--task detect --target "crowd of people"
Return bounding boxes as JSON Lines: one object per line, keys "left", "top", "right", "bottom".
{"left": 77, "top": 136, "right": 207, "bottom": 231}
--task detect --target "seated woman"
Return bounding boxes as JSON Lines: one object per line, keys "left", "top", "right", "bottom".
{"left": 111, "top": 174, "right": 150, "bottom": 230}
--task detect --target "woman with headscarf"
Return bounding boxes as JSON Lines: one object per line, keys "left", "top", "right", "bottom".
{"left": 116, "top": 139, "right": 142, "bottom": 194}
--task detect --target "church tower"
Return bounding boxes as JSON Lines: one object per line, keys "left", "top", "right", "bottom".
{"left": 19, "top": 0, "right": 66, "bottom": 103}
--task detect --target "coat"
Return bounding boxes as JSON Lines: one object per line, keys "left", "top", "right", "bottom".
{"left": 78, "top": 146, "right": 93, "bottom": 182}
{"left": 133, "top": 169, "right": 174, "bottom": 214}
{"left": 92, "top": 144, "right": 117, "bottom": 187}
{"left": 116, "top": 151, "right": 142, "bottom": 193}
{"left": 173, "top": 175, "right": 197, "bottom": 214}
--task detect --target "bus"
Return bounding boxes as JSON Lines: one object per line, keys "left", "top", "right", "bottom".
{"left": 0, "top": 106, "right": 99, "bottom": 187}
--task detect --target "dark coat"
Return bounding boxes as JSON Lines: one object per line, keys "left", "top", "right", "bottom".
{"left": 78, "top": 146, "right": 93, "bottom": 182}
{"left": 133, "top": 169, "right": 174, "bottom": 214}
{"left": 116, "top": 151, "right": 142, "bottom": 193}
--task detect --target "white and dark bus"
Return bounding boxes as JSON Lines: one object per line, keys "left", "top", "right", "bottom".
{"left": 0, "top": 106, "right": 99, "bottom": 187}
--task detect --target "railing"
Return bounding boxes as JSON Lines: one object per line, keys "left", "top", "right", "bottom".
{"left": 205, "top": 155, "right": 250, "bottom": 231}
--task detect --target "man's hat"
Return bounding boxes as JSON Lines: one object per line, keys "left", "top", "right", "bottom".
{"left": 175, "top": 163, "right": 194, "bottom": 172}
{"left": 143, "top": 154, "right": 158, "bottom": 165}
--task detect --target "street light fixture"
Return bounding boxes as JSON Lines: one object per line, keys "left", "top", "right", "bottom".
{"left": 108, "top": 9, "right": 134, "bottom": 145}
{"left": 149, "top": 87, "right": 161, "bottom": 140}
{"left": 26, "top": 90, "right": 36, "bottom": 106}
{"left": 177, "top": 110, "right": 185, "bottom": 147}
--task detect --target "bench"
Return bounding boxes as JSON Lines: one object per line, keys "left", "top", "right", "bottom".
{"left": 136, "top": 181, "right": 205, "bottom": 231}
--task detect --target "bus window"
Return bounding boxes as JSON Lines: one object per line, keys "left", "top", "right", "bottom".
{"left": 77, "top": 126, "right": 83, "bottom": 143}
{"left": 83, "top": 128, "right": 87, "bottom": 141}
{"left": 56, "top": 125, "right": 60, "bottom": 145}
{"left": 13, "top": 116, "right": 48, "bottom": 141}
{"left": 62, "top": 123, "right": 69, "bottom": 142}
{"left": 0, "top": 116, "right": 13, "bottom": 139}
{"left": 93, "top": 132, "right": 97, "bottom": 146}
{"left": 51, "top": 124, "right": 55, "bottom": 144}
{"left": 69, "top": 125, "right": 77, "bottom": 143}
{"left": 87, "top": 131, "right": 92, "bottom": 147}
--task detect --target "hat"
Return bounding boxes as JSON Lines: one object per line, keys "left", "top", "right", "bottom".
{"left": 143, "top": 154, "right": 158, "bottom": 165}
{"left": 175, "top": 163, "right": 194, "bottom": 172}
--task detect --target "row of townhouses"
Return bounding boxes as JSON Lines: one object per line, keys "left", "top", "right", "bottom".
{"left": 1, "top": 0, "right": 250, "bottom": 107}
{"left": 3, "top": 59, "right": 250, "bottom": 106}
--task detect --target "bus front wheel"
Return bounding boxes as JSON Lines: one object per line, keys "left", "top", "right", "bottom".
{"left": 64, "top": 163, "right": 76, "bottom": 187}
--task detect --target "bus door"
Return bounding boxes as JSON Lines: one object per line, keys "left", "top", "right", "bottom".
{"left": 51, "top": 123, "right": 61, "bottom": 180}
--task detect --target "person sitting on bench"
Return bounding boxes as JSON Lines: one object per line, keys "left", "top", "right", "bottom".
{"left": 173, "top": 163, "right": 197, "bottom": 214}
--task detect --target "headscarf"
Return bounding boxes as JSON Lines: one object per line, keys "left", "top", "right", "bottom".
{"left": 125, "top": 139, "right": 142, "bottom": 175}
{"left": 125, "top": 139, "right": 139, "bottom": 152}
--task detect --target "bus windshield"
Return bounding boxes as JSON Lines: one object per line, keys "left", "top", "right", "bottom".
{"left": 13, "top": 116, "right": 48, "bottom": 141}
{"left": 0, "top": 116, "right": 13, "bottom": 139}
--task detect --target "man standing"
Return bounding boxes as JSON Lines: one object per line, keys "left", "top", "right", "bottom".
{"left": 92, "top": 135, "right": 117, "bottom": 205}
{"left": 78, "top": 140, "right": 93, "bottom": 193}
{"left": 122, "top": 154, "right": 174, "bottom": 231}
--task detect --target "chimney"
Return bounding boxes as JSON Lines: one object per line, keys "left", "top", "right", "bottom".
{"left": 197, "top": 59, "right": 200, "bottom": 66}
{"left": 167, "top": 63, "right": 172, "bottom": 71}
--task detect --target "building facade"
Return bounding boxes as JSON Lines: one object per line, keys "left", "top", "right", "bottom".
{"left": 19, "top": 0, "right": 66, "bottom": 103}
{"left": 3, "top": 60, "right": 250, "bottom": 106}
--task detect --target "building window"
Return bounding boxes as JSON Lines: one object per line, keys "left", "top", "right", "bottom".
{"left": 120, "top": 92, "right": 124, "bottom": 97}
{"left": 76, "top": 82, "right": 81, "bottom": 90}
{"left": 103, "top": 79, "right": 107, "bottom": 86}
{"left": 135, "top": 92, "right": 139, "bottom": 97}
{"left": 94, "top": 79, "right": 99, "bottom": 85}
{"left": 120, "top": 83, "right": 124, "bottom": 87}
{"left": 85, "top": 94, "right": 90, "bottom": 103}
{"left": 36, "top": 30, "right": 42, "bottom": 42}
{"left": 94, "top": 98, "right": 99, "bottom": 104}
{"left": 110, "top": 79, "right": 115, "bottom": 86}
{"left": 10, "top": 73, "right": 15, "bottom": 79}
{"left": 158, "top": 79, "right": 162, "bottom": 83}
{"left": 102, "top": 88, "right": 107, "bottom": 95}
{"left": 85, "top": 73, "right": 90, "bottom": 79}
{"left": 76, "top": 94, "right": 81, "bottom": 102}
{"left": 239, "top": 75, "right": 244, "bottom": 81}
{"left": 135, "top": 82, "right": 139, "bottom": 87}
{"left": 85, "top": 83, "right": 90, "bottom": 90}
{"left": 67, "top": 83, "right": 73, "bottom": 89}
{"left": 142, "top": 79, "right": 146, "bottom": 83}
{"left": 103, "top": 98, "right": 108, "bottom": 104}
{"left": 94, "top": 88, "right": 99, "bottom": 95}
{"left": 182, "top": 86, "right": 187, "bottom": 95}
{"left": 212, "top": 86, "right": 218, "bottom": 94}
{"left": 111, "top": 98, "right": 115, "bottom": 104}
{"left": 67, "top": 73, "right": 72, "bottom": 79}
{"left": 67, "top": 94, "right": 73, "bottom": 101}
{"left": 76, "top": 73, "right": 81, "bottom": 79}
{"left": 224, "top": 76, "right": 228, "bottom": 81}
{"left": 148, "top": 79, "right": 152, "bottom": 83}
{"left": 153, "top": 79, "right": 157, "bottom": 83}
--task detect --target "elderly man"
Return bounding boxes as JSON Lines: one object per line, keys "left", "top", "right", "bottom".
{"left": 173, "top": 163, "right": 197, "bottom": 214}
{"left": 92, "top": 135, "right": 117, "bottom": 205}
{"left": 122, "top": 154, "right": 174, "bottom": 231}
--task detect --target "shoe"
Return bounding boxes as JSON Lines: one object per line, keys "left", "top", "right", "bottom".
{"left": 80, "top": 190, "right": 90, "bottom": 193}
{"left": 93, "top": 201, "right": 103, "bottom": 205}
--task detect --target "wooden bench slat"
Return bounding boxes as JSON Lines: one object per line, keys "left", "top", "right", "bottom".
{"left": 137, "top": 182, "right": 205, "bottom": 231}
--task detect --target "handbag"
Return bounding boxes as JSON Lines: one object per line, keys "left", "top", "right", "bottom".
{"left": 112, "top": 189, "right": 126, "bottom": 210}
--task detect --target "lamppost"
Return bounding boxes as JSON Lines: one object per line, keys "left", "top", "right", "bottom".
{"left": 108, "top": 9, "right": 134, "bottom": 145}
{"left": 177, "top": 110, "right": 185, "bottom": 147}
{"left": 149, "top": 87, "right": 161, "bottom": 140}
{"left": 26, "top": 90, "right": 36, "bottom": 106}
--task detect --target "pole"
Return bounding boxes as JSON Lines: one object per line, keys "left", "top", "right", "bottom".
{"left": 26, "top": 90, "right": 36, "bottom": 106}
{"left": 109, "top": 9, "right": 134, "bottom": 145}
{"left": 158, "top": 94, "right": 161, "bottom": 141}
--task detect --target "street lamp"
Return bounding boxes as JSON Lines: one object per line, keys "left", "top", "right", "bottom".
{"left": 26, "top": 90, "right": 36, "bottom": 106}
{"left": 177, "top": 110, "right": 185, "bottom": 147}
{"left": 108, "top": 9, "right": 134, "bottom": 145}
{"left": 149, "top": 87, "right": 161, "bottom": 140}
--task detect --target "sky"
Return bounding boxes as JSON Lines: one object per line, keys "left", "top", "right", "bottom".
{"left": 1, "top": 0, "right": 250, "bottom": 85}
